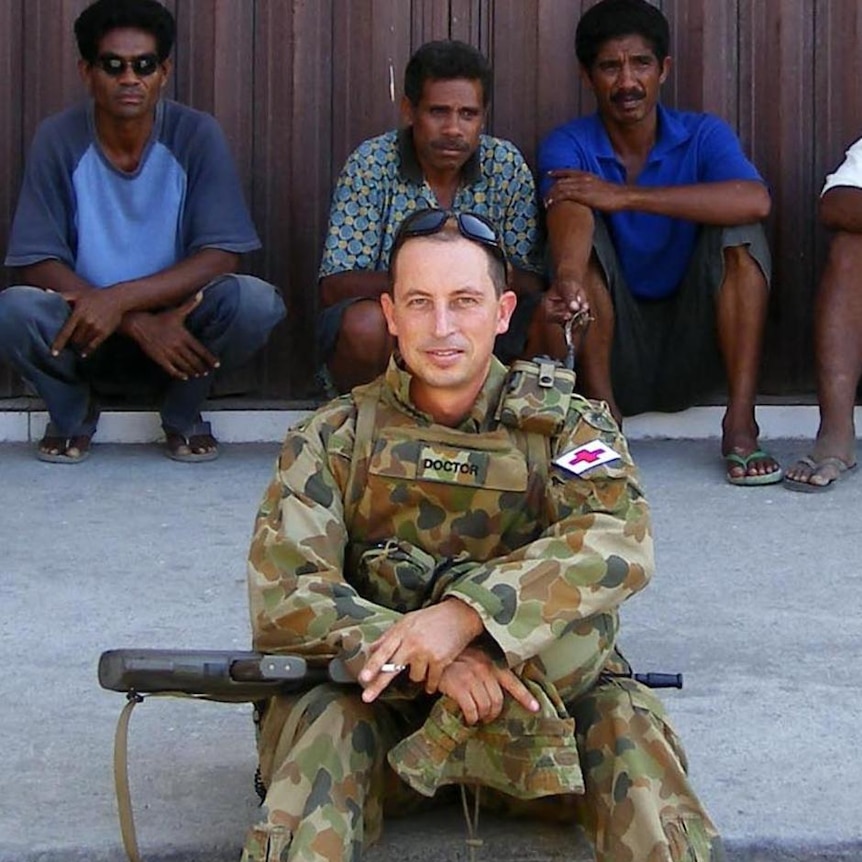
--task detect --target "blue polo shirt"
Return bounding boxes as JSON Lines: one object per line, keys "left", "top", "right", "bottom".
{"left": 538, "top": 104, "right": 764, "bottom": 299}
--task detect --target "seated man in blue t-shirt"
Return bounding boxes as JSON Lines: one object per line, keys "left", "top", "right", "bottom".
{"left": 539, "top": 0, "right": 781, "bottom": 486}
{"left": 0, "top": 0, "right": 285, "bottom": 463}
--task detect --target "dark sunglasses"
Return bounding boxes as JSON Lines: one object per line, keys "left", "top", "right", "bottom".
{"left": 94, "top": 53, "right": 161, "bottom": 78}
{"left": 390, "top": 208, "right": 507, "bottom": 269}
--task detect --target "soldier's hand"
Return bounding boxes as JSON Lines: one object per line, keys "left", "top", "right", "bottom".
{"left": 359, "top": 598, "right": 484, "bottom": 702}
{"left": 437, "top": 646, "right": 539, "bottom": 725}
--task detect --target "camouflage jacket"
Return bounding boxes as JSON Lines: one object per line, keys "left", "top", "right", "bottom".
{"left": 247, "top": 356, "right": 654, "bottom": 797}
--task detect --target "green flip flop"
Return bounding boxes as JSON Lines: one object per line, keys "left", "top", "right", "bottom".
{"left": 725, "top": 449, "right": 784, "bottom": 486}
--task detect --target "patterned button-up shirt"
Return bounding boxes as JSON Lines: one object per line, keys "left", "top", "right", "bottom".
{"left": 319, "top": 129, "right": 543, "bottom": 278}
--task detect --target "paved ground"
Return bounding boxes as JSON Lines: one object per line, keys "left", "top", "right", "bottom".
{"left": 1, "top": 438, "right": 860, "bottom": 861}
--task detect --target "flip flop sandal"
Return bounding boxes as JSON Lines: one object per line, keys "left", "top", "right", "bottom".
{"left": 164, "top": 420, "right": 220, "bottom": 463}
{"left": 783, "top": 455, "right": 857, "bottom": 493}
{"left": 37, "top": 434, "right": 92, "bottom": 463}
{"left": 36, "top": 409, "right": 99, "bottom": 463}
{"left": 725, "top": 449, "right": 784, "bottom": 486}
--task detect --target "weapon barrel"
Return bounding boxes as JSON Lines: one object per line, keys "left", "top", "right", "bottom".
{"left": 633, "top": 672, "right": 683, "bottom": 689}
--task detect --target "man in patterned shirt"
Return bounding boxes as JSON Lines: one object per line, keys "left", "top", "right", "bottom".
{"left": 318, "top": 40, "right": 562, "bottom": 393}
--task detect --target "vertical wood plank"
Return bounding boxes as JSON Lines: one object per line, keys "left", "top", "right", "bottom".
{"left": 411, "top": 0, "right": 451, "bottom": 46}
{"left": 536, "top": 0, "right": 583, "bottom": 143}
{"left": 740, "top": 0, "right": 816, "bottom": 391}
{"left": 662, "top": 0, "right": 738, "bottom": 123}
{"left": 487, "top": 0, "right": 539, "bottom": 164}
{"left": 0, "top": 0, "right": 23, "bottom": 393}
{"left": 252, "top": 0, "right": 335, "bottom": 396}
{"left": 21, "top": 1, "right": 90, "bottom": 145}
{"left": 0, "top": 0, "right": 23, "bottom": 274}
{"left": 172, "top": 0, "right": 253, "bottom": 198}
{"left": 330, "top": 0, "right": 412, "bottom": 179}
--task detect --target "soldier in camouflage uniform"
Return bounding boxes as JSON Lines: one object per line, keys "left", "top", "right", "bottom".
{"left": 243, "top": 209, "right": 724, "bottom": 862}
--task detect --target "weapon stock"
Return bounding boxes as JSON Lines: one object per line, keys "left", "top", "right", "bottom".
{"left": 97, "top": 648, "right": 352, "bottom": 701}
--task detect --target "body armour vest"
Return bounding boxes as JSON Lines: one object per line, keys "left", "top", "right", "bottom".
{"left": 342, "top": 376, "right": 550, "bottom": 613}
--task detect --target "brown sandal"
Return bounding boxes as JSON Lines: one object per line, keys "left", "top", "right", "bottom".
{"left": 37, "top": 433, "right": 93, "bottom": 463}
{"left": 164, "top": 421, "right": 220, "bottom": 462}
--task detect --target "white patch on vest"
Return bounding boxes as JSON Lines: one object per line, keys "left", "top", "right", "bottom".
{"left": 555, "top": 441, "right": 621, "bottom": 475}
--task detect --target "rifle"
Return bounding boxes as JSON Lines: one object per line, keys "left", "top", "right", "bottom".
{"left": 98, "top": 648, "right": 681, "bottom": 862}
{"left": 98, "top": 648, "right": 682, "bottom": 700}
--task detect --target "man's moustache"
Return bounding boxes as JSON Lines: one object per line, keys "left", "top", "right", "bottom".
{"left": 431, "top": 140, "right": 470, "bottom": 152}
{"left": 611, "top": 90, "right": 645, "bottom": 103}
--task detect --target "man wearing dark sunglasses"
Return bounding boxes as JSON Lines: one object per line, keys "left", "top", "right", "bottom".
{"left": 0, "top": 0, "right": 284, "bottom": 463}
{"left": 539, "top": 0, "right": 780, "bottom": 487}
{"left": 317, "top": 40, "right": 564, "bottom": 396}
{"left": 245, "top": 210, "right": 721, "bottom": 862}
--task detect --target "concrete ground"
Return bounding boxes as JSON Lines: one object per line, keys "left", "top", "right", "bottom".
{"left": 1, "top": 435, "right": 860, "bottom": 861}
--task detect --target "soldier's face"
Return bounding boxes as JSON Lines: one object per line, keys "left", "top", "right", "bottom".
{"left": 382, "top": 236, "right": 516, "bottom": 422}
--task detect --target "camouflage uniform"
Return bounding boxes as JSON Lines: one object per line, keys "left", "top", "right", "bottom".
{"left": 244, "top": 357, "right": 723, "bottom": 862}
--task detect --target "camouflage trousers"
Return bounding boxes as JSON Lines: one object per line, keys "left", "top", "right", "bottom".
{"left": 240, "top": 677, "right": 724, "bottom": 862}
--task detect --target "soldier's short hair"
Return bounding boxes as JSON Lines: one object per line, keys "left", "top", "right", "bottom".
{"left": 75, "top": 0, "right": 176, "bottom": 63}
{"left": 575, "top": 0, "right": 670, "bottom": 69}
{"left": 404, "top": 40, "right": 493, "bottom": 108}
{"left": 390, "top": 218, "right": 508, "bottom": 297}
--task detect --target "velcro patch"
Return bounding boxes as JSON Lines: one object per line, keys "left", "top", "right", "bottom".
{"left": 554, "top": 441, "right": 621, "bottom": 475}
{"left": 416, "top": 445, "right": 489, "bottom": 486}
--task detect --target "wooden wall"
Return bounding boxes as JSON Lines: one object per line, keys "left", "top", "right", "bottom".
{"left": 2, "top": 0, "right": 861, "bottom": 400}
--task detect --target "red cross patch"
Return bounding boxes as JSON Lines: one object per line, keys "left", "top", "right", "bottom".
{"left": 554, "top": 441, "right": 621, "bottom": 475}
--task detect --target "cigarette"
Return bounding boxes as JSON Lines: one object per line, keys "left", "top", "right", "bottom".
{"left": 380, "top": 663, "right": 407, "bottom": 673}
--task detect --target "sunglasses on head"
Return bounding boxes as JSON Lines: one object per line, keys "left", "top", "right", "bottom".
{"left": 94, "top": 53, "right": 161, "bottom": 78}
{"left": 391, "top": 208, "right": 507, "bottom": 268}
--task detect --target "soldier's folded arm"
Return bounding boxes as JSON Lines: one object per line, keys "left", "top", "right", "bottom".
{"left": 443, "top": 430, "right": 653, "bottom": 668}
{"left": 246, "top": 403, "right": 403, "bottom": 677}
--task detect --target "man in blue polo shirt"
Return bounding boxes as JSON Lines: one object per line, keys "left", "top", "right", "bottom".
{"left": 539, "top": 0, "right": 780, "bottom": 485}
{"left": 0, "top": 0, "right": 284, "bottom": 463}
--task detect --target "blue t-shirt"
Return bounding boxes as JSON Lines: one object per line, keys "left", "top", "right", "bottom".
{"left": 538, "top": 104, "right": 764, "bottom": 299}
{"left": 5, "top": 99, "right": 260, "bottom": 287}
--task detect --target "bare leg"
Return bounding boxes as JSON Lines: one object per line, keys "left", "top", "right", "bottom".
{"left": 522, "top": 301, "right": 568, "bottom": 363}
{"left": 327, "top": 299, "right": 394, "bottom": 392}
{"left": 785, "top": 231, "right": 862, "bottom": 487}
{"left": 573, "top": 258, "right": 621, "bottom": 423}
{"left": 715, "top": 245, "right": 780, "bottom": 480}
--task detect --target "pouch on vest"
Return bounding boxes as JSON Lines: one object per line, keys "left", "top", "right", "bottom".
{"left": 495, "top": 359, "right": 576, "bottom": 437}
{"left": 350, "top": 538, "right": 437, "bottom": 612}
